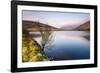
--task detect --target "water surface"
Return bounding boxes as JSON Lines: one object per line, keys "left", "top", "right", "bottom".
{"left": 33, "top": 31, "right": 90, "bottom": 61}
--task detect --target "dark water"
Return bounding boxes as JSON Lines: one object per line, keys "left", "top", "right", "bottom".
{"left": 34, "top": 31, "right": 90, "bottom": 61}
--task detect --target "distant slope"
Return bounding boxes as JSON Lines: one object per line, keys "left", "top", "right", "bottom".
{"left": 22, "top": 20, "right": 58, "bottom": 32}
{"left": 76, "top": 21, "right": 90, "bottom": 30}
{"left": 60, "top": 25, "right": 79, "bottom": 30}
{"left": 60, "top": 21, "right": 90, "bottom": 31}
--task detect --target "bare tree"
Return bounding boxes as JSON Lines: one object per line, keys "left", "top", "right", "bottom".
{"left": 36, "top": 21, "right": 54, "bottom": 52}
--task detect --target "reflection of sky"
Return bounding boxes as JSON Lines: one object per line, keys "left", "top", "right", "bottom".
{"left": 33, "top": 31, "right": 89, "bottom": 46}
{"left": 22, "top": 10, "right": 90, "bottom": 28}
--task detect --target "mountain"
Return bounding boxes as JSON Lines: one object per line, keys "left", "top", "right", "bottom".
{"left": 76, "top": 21, "right": 90, "bottom": 30}
{"left": 22, "top": 20, "right": 58, "bottom": 32}
{"left": 60, "top": 25, "right": 79, "bottom": 30}
{"left": 60, "top": 21, "right": 90, "bottom": 31}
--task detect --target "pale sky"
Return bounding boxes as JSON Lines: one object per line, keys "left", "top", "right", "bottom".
{"left": 22, "top": 10, "right": 90, "bottom": 28}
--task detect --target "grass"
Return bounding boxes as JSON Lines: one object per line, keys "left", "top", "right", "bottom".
{"left": 22, "top": 33, "right": 49, "bottom": 62}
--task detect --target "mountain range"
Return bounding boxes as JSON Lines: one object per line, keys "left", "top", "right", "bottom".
{"left": 61, "top": 21, "right": 90, "bottom": 30}
{"left": 23, "top": 20, "right": 90, "bottom": 32}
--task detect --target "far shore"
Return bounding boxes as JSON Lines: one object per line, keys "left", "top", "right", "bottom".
{"left": 25, "top": 28, "right": 90, "bottom": 32}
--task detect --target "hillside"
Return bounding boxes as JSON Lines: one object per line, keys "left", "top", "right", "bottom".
{"left": 60, "top": 21, "right": 90, "bottom": 31}
{"left": 60, "top": 25, "right": 79, "bottom": 30}
{"left": 22, "top": 20, "right": 58, "bottom": 32}
{"left": 76, "top": 21, "right": 90, "bottom": 30}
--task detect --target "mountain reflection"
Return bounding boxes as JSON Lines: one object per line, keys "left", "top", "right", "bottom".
{"left": 33, "top": 31, "right": 90, "bottom": 60}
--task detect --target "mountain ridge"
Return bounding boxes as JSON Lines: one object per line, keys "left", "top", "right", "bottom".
{"left": 76, "top": 21, "right": 90, "bottom": 30}
{"left": 22, "top": 20, "right": 58, "bottom": 32}
{"left": 60, "top": 21, "right": 90, "bottom": 30}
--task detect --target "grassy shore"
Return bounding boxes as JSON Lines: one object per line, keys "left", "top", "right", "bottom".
{"left": 22, "top": 33, "right": 49, "bottom": 62}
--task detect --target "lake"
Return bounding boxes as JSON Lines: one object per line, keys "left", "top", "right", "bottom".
{"left": 33, "top": 31, "right": 90, "bottom": 61}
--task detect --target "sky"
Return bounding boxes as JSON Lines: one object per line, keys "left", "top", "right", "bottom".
{"left": 22, "top": 10, "right": 90, "bottom": 28}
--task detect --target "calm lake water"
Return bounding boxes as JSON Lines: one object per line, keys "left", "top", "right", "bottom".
{"left": 33, "top": 31, "right": 90, "bottom": 61}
